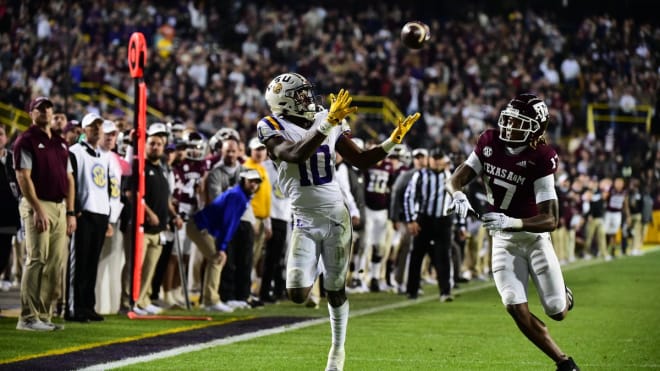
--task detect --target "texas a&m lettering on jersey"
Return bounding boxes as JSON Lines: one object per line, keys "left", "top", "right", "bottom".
{"left": 475, "top": 129, "right": 558, "bottom": 218}
{"left": 483, "top": 163, "right": 526, "bottom": 185}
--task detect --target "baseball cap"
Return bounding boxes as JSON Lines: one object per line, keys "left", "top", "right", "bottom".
{"left": 165, "top": 143, "right": 177, "bottom": 153}
{"left": 63, "top": 121, "right": 80, "bottom": 134}
{"left": 170, "top": 121, "right": 185, "bottom": 131}
{"left": 248, "top": 137, "right": 266, "bottom": 150}
{"left": 147, "top": 122, "right": 168, "bottom": 136}
{"left": 29, "top": 96, "right": 53, "bottom": 111}
{"left": 102, "top": 120, "right": 118, "bottom": 133}
{"left": 412, "top": 148, "right": 428, "bottom": 157}
{"left": 81, "top": 113, "right": 103, "bottom": 128}
{"left": 239, "top": 169, "right": 262, "bottom": 182}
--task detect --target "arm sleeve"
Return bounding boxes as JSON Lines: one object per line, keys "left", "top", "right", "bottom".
{"left": 403, "top": 171, "right": 421, "bottom": 223}
{"left": 464, "top": 151, "right": 482, "bottom": 174}
{"left": 534, "top": 174, "right": 558, "bottom": 203}
{"left": 215, "top": 193, "right": 246, "bottom": 252}
{"left": 19, "top": 149, "right": 33, "bottom": 170}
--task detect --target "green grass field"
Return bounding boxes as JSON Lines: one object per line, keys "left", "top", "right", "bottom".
{"left": 2, "top": 249, "right": 660, "bottom": 370}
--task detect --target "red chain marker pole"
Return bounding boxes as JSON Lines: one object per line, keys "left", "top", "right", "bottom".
{"left": 128, "top": 32, "right": 147, "bottom": 305}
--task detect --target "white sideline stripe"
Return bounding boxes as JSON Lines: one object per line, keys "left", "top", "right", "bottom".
{"left": 78, "top": 284, "right": 491, "bottom": 371}
{"left": 79, "top": 247, "right": 660, "bottom": 371}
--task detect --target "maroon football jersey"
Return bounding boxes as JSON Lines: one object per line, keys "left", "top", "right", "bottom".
{"left": 172, "top": 158, "right": 208, "bottom": 217}
{"left": 474, "top": 129, "right": 558, "bottom": 218}
{"left": 606, "top": 187, "right": 626, "bottom": 212}
{"left": 364, "top": 159, "right": 396, "bottom": 210}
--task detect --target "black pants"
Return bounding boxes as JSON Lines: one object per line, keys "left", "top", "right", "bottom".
{"left": 220, "top": 221, "right": 254, "bottom": 301}
{"left": 259, "top": 218, "right": 287, "bottom": 300}
{"left": 67, "top": 211, "right": 109, "bottom": 317}
{"left": 407, "top": 215, "right": 452, "bottom": 297}
{"left": 0, "top": 233, "right": 13, "bottom": 280}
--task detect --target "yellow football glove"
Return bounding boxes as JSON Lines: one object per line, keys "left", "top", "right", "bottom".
{"left": 327, "top": 89, "right": 358, "bottom": 125}
{"left": 390, "top": 112, "right": 421, "bottom": 144}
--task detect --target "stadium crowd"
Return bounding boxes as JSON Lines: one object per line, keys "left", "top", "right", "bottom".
{"left": 0, "top": 1, "right": 659, "bottom": 333}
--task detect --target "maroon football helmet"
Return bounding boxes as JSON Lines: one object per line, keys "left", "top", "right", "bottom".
{"left": 497, "top": 93, "right": 549, "bottom": 145}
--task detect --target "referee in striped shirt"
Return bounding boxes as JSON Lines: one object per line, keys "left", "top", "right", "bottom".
{"left": 403, "top": 147, "right": 454, "bottom": 302}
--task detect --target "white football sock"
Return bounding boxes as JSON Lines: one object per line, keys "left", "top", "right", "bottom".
{"left": 328, "top": 300, "right": 349, "bottom": 349}
{"left": 370, "top": 262, "right": 381, "bottom": 280}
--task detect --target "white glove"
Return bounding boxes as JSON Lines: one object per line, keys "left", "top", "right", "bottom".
{"left": 448, "top": 191, "right": 474, "bottom": 218}
{"left": 481, "top": 212, "right": 523, "bottom": 231}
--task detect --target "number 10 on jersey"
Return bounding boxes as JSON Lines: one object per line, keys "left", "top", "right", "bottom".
{"left": 298, "top": 144, "right": 333, "bottom": 186}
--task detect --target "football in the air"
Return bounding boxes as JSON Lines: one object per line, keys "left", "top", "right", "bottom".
{"left": 401, "top": 21, "right": 430, "bottom": 50}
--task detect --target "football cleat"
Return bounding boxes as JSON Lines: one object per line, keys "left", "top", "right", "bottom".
{"left": 325, "top": 346, "right": 345, "bottom": 371}
{"left": 556, "top": 356, "right": 580, "bottom": 371}
{"left": 16, "top": 319, "right": 55, "bottom": 332}
{"left": 305, "top": 294, "right": 320, "bottom": 309}
{"left": 205, "top": 302, "right": 234, "bottom": 313}
{"left": 566, "top": 286, "right": 574, "bottom": 311}
{"left": 369, "top": 278, "right": 380, "bottom": 293}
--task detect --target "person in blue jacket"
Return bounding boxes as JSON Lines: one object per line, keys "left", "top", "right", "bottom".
{"left": 186, "top": 169, "right": 262, "bottom": 312}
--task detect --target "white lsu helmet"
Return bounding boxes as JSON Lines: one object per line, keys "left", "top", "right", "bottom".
{"left": 265, "top": 72, "right": 320, "bottom": 122}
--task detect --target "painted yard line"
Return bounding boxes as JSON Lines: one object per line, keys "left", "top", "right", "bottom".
{"left": 80, "top": 247, "right": 660, "bottom": 371}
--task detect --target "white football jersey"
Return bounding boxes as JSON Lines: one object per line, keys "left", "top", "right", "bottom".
{"left": 257, "top": 111, "right": 350, "bottom": 211}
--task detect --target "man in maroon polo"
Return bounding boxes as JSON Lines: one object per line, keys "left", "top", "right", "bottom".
{"left": 13, "top": 96, "right": 77, "bottom": 331}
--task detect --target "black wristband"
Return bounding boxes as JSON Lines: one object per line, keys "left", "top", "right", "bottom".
{"left": 66, "top": 210, "right": 76, "bottom": 216}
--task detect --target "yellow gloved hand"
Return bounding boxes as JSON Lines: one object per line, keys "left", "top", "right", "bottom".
{"left": 327, "top": 89, "right": 358, "bottom": 125}
{"left": 390, "top": 112, "right": 421, "bottom": 144}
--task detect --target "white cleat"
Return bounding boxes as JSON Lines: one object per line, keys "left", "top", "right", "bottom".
{"left": 204, "top": 302, "right": 234, "bottom": 313}
{"left": 226, "top": 300, "right": 250, "bottom": 309}
{"left": 16, "top": 319, "right": 55, "bottom": 332}
{"left": 145, "top": 304, "right": 163, "bottom": 314}
{"left": 325, "top": 347, "right": 345, "bottom": 371}
{"left": 305, "top": 294, "right": 320, "bottom": 309}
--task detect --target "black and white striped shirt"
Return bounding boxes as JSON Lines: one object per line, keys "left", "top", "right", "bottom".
{"left": 403, "top": 168, "right": 452, "bottom": 222}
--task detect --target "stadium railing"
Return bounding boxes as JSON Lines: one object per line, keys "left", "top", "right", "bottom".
{"left": 342, "top": 95, "right": 405, "bottom": 139}
{"left": 587, "top": 103, "right": 654, "bottom": 134}
{"left": 76, "top": 82, "right": 165, "bottom": 122}
{"left": 0, "top": 102, "right": 31, "bottom": 136}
